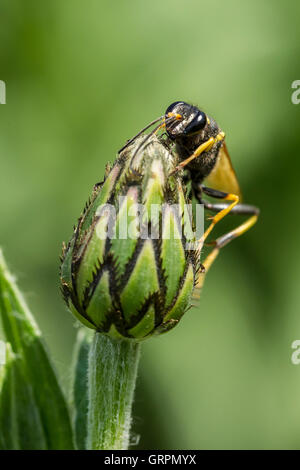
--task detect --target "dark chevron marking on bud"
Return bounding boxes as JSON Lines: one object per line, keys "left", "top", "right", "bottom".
{"left": 60, "top": 281, "right": 71, "bottom": 307}
{"left": 125, "top": 292, "right": 159, "bottom": 337}
{"left": 163, "top": 259, "right": 194, "bottom": 317}
{"left": 192, "top": 248, "right": 202, "bottom": 287}
{"left": 121, "top": 167, "right": 143, "bottom": 187}
{"left": 152, "top": 236, "right": 168, "bottom": 326}
{"left": 117, "top": 237, "right": 146, "bottom": 293}
{"left": 60, "top": 134, "right": 198, "bottom": 339}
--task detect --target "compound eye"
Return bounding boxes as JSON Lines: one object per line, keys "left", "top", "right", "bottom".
{"left": 184, "top": 111, "right": 207, "bottom": 135}
{"left": 165, "top": 101, "right": 185, "bottom": 117}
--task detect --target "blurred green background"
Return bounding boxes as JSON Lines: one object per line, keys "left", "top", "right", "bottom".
{"left": 1, "top": 0, "right": 300, "bottom": 449}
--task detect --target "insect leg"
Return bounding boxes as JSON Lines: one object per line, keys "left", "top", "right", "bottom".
{"left": 201, "top": 201, "right": 259, "bottom": 216}
{"left": 194, "top": 246, "right": 220, "bottom": 293}
{"left": 195, "top": 213, "right": 258, "bottom": 291}
{"left": 198, "top": 186, "right": 240, "bottom": 246}
{"left": 129, "top": 114, "right": 182, "bottom": 169}
{"left": 169, "top": 132, "right": 225, "bottom": 175}
{"left": 200, "top": 186, "right": 259, "bottom": 246}
{"left": 194, "top": 188, "right": 259, "bottom": 290}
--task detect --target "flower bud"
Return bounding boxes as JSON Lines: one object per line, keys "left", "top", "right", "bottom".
{"left": 60, "top": 136, "right": 200, "bottom": 340}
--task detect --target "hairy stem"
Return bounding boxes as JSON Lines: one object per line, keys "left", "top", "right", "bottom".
{"left": 87, "top": 332, "right": 141, "bottom": 450}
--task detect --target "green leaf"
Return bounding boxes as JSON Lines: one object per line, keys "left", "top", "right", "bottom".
{"left": 0, "top": 249, "right": 74, "bottom": 449}
{"left": 70, "top": 328, "right": 93, "bottom": 449}
{"left": 0, "top": 343, "right": 47, "bottom": 449}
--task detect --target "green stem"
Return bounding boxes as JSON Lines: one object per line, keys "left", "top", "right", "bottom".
{"left": 87, "top": 332, "right": 141, "bottom": 450}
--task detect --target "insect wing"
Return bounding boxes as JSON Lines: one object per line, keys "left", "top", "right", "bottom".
{"left": 204, "top": 142, "right": 242, "bottom": 200}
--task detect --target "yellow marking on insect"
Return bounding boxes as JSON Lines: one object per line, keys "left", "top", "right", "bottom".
{"left": 160, "top": 112, "right": 182, "bottom": 133}
{"left": 194, "top": 137, "right": 215, "bottom": 156}
{"left": 223, "top": 214, "right": 258, "bottom": 242}
{"left": 170, "top": 137, "right": 215, "bottom": 175}
{"left": 195, "top": 247, "right": 220, "bottom": 291}
{"left": 169, "top": 131, "right": 225, "bottom": 175}
{"left": 167, "top": 112, "right": 182, "bottom": 120}
{"left": 204, "top": 142, "right": 242, "bottom": 198}
{"left": 195, "top": 212, "right": 258, "bottom": 291}
{"left": 216, "top": 131, "right": 225, "bottom": 141}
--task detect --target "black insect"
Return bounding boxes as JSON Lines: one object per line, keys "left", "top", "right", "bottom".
{"left": 119, "top": 101, "right": 259, "bottom": 276}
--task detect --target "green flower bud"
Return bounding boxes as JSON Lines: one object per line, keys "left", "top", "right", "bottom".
{"left": 60, "top": 136, "right": 200, "bottom": 340}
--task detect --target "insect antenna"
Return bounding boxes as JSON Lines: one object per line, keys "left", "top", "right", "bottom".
{"left": 118, "top": 115, "right": 165, "bottom": 154}
{"left": 129, "top": 115, "right": 180, "bottom": 169}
